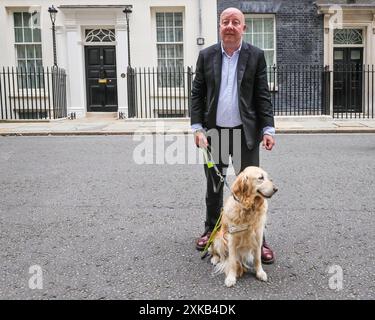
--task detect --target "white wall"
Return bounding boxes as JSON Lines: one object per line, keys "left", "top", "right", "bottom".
{"left": 0, "top": 0, "right": 218, "bottom": 117}
{"left": 0, "top": 0, "right": 218, "bottom": 67}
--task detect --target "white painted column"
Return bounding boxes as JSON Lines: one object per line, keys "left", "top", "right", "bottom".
{"left": 370, "top": 14, "right": 375, "bottom": 115}
{"left": 323, "top": 14, "right": 330, "bottom": 67}
{"left": 65, "top": 24, "right": 86, "bottom": 117}
{"left": 56, "top": 25, "right": 67, "bottom": 69}
{"left": 115, "top": 13, "right": 129, "bottom": 118}
{"left": 323, "top": 13, "right": 334, "bottom": 116}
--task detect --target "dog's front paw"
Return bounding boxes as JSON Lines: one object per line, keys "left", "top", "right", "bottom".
{"left": 210, "top": 255, "right": 220, "bottom": 266}
{"left": 224, "top": 275, "right": 237, "bottom": 287}
{"left": 256, "top": 270, "right": 268, "bottom": 282}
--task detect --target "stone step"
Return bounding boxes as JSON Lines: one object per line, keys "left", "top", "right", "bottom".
{"left": 86, "top": 112, "right": 117, "bottom": 119}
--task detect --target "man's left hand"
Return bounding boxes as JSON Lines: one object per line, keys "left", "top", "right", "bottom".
{"left": 262, "top": 134, "right": 275, "bottom": 151}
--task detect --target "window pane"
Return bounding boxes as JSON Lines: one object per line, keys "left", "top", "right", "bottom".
{"left": 15, "top": 28, "right": 23, "bottom": 42}
{"left": 33, "top": 28, "right": 41, "bottom": 42}
{"left": 31, "top": 12, "right": 40, "bottom": 27}
{"left": 156, "top": 13, "right": 164, "bottom": 27}
{"left": 264, "top": 18, "right": 274, "bottom": 32}
{"left": 334, "top": 50, "right": 343, "bottom": 60}
{"left": 245, "top": 19, "right": 252, "bottom": 33}
{"left": 253, "top": 19, "right": 263, "bottom": 33}
{"left": 351, "top": 49, "right": 361, "bottom": 60}
{"left": 14, "top": 13, "right": 22, "bottom": 27}
{"left": 18, "top": 59, "right": 26, "bottom": 70}
{"left": 24, "top": 28, "right": 32, "bottom": 42}
{"left": 26, "top": 60, "right": 35, "bottom": 71}
{"left": 165, "top": 13, "right": 173, "bottom": 27}
{"left": 35, "top": 45, "right": 42, "bottom": 58}
{"left": 23, "top": 12, "right": 31, "bottom": 27}
{"left": 264, "top": 50, "right": 274, "bottom": 66}
{"left": 167, "top": 45, "right": 175, "bottom": 58}
{"left": 264, "top": 34, "right": 274, "bottom": 49}
{"left": 158, "top": 59, "right": 166, "bottom": 68}
{"left": 253, "top": 34, "right": 263, "bottom": 47}
{"left": 157, "top": 28, "right": 165, "bottom": 42}
{"left": 175, "top": 45, "right": 183, "bottom": 58}
{"left": 157, "top": 45, "right": 166, "bottom": 58}
{"left": 243, "top": 32, "right": 251, "bottom": 43}
{"left": 175, "top": 27, "right": 183, "bottom": 42}
{"left": 174, "top": 13, "right": 182, "bottom": 26}
{"left": 176, "top": 59, "right": 183, "bottom": 68}
{"left": 167, "top": 59, "right": 175, "bottom": 68}
{"left": 166, "top": 28, "right": 174, "bottom": 42}
{"left": 27, "top": 45, "right": 35, "bottom": 58}
{"left": 36, "top": 59, "right": 43, "bottom": 68}
{"left": 16, "top": 45, "right": 26, "bottom": 58}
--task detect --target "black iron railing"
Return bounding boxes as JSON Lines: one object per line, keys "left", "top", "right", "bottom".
{"left": 127, "top": 66, "right": 193, "bottom": 118}
{"left": 0, "top": 66, "right": 67, "bottom": 120}
{"left": 127, "top": 64, "right": 374, "bottom": 119}
{"left": 267, "top": 65, "right": 330, "bottom": 116}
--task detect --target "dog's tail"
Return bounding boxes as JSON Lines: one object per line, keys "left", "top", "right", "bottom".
{"left": 242, "top": 253, "right": 254, "bottom": 270}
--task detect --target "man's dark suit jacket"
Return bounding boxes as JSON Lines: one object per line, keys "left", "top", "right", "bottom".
{"left": 190, "top": 41, "right": 274, "bottom": 150}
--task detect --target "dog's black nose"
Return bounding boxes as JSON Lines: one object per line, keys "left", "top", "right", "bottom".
{"left": 273, "top": 186, "right": 278, "bottom": 193}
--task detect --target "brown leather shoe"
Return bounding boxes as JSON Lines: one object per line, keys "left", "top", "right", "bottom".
{"left": 196, "top": 231, "right": 212, "bottom": 251}
{"left": 261, "top": 242, "right": 275, "bottom": 264}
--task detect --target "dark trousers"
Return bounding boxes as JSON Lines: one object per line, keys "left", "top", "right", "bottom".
{"left": 203, "top": 125, "right": 259, "bottom": 231}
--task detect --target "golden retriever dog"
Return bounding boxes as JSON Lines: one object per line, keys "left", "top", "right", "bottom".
{"left": 209, "top": 166, "right": 278, "bottom": 287}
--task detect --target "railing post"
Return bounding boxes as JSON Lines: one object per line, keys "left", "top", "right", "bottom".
{"left": 187, "top": 66, "right": 193, "bottom": 117}
{"left": 127, "top": 66, "right": 136, "bottom": 117}
{"left": 322, "top": 65, "right": 330, "bottom": 115}
{"left": 51, "top": 65, "right": 57, "bottom": 119}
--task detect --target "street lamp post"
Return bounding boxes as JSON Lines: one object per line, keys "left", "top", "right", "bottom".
{"left": 48, "top": 5, "right": 58, "bottom": 66}
{"left": 123, "top": 7, "right": 132, "bottom": 67}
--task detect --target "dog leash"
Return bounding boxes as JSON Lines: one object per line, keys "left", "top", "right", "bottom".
{"left": 201, "top": 147, "right": 240, "bottom": 202}
{"left": 200, "top": 147, "right": 241, "bottom": 260}
{"left": 201, "top": 147, "right": 227, "bottom": 192}
{"left": 200, "top": 209, "right": 223, "bottom": 260}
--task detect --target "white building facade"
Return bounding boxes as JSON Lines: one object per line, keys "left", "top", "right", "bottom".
{"left": 0, "top": 0, "right": 218, "bottom": 118}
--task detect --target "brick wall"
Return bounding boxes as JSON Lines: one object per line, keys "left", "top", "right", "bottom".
{"left": 217, "top": 0, "right": 326, "bottom": 113}
{"left": 217, "top": 0, "right": 324, "bottom": 65}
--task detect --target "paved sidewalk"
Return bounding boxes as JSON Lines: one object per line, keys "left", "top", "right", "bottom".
{"left": 1, "top": 115, "right": 375, "bottom": 136}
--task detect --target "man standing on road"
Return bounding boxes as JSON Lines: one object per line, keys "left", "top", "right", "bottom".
{"left": 191, "top": 7, "right": 276, "bottom": 264}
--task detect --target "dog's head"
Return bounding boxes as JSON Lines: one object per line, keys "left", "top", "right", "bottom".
{"left": 231, "top": 166, "right": 278, "bottom": 209}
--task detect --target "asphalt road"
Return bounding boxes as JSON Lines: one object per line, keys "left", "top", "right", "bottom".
{"left": 0, "top": 134, "right": 374, "bottom": 300}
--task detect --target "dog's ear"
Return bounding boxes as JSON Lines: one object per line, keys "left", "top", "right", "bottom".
{"left": 231, "top": 173, "right": 245, "bottom": 201}
{"left": 232, "top": 174, "right": 255, "bottom": 209}
{"left": 241, "top": 177, "right": 255, "bottom": 209}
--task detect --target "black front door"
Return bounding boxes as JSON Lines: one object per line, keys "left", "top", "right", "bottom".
{"left": 85, "top": 46, "right": 117, "bottom": 112}
{"left": 333, "top": 47, "right": 363, "bottom": 113}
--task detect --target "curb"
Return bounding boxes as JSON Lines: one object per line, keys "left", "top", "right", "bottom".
{"left": 1, "top": 128, "right": 375, "bottom": 136}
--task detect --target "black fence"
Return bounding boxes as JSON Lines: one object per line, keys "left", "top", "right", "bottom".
{"left": 0, "top": 66, "right": 67, "bottom": 120}
{"left": 127, "top": 66, "right": 193, "bottom": 118}
{"left": 126, "top": 64, "right": 375, "bottom": 119}
{"left": 125, "top": 65, "right": 331, "bottom": 119}
{"left": 268, "top": 65, "right": 330, "bottom": 116}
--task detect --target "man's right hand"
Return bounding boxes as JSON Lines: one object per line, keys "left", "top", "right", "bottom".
{"left": 194, "top": 131, "right": 208, "bottom": 148}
